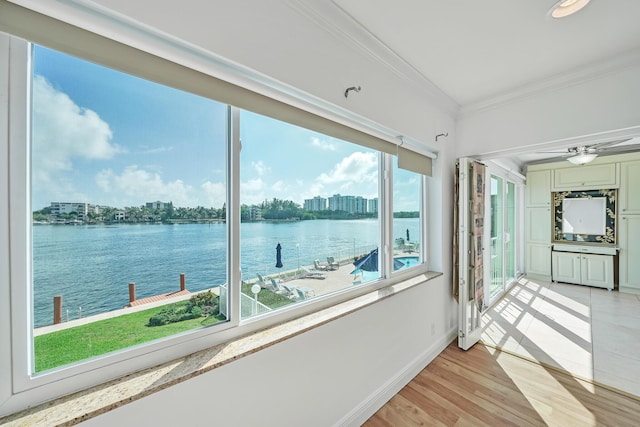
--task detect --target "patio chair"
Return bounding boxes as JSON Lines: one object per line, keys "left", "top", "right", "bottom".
{"left": 281, "top": 284, "right": 299, "bottom": 300}
{"left": 256, "top": 273, "right": 268, "bottom": 288}
{"left": 295, "top": 288, "right": 307, "bottom": 300}
{"left": 313, "top": 259, "right": 328, "bottom": 271}
{"left": 301, "top": 266, "right": 326, "bottom": 280}
{"left": 269, "top": 278, "right": 287, "bottom": 295}
{"left": 327, "top": 256, "right": 339, "bottom": 270}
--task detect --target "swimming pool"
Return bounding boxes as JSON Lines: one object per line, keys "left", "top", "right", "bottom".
{"left": 355, "top": 256, "right": 419, "bottom": 282}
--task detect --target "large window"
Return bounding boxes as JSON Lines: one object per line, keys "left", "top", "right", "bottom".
{"left": 31, "top": 46, "right": 229, "bottom": 372}
{"left": 392, "top": 157, "right": 424, "bottom": 272}
{"left": 239, "top": 111, "right": 380, "bottom": 318}
{"left": 0, "top": 23, "right": 433, "bottom": 416}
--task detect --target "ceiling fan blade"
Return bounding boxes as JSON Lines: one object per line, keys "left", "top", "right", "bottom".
{"left": 590, "top": 138, "right": 632, "bottom": 151}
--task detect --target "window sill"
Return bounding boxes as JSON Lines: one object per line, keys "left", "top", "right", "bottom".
{"left": 0, "top": 271, "right": 441, "bottom": 426}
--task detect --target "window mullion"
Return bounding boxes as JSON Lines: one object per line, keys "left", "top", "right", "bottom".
{"left": 228, "top": 106, "right": 241, "bottom": 326}
{"left": 381, "top": 153, "right": 393, "bottom": 277}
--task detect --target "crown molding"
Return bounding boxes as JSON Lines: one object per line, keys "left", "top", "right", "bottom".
{"left": 285, "top": 0, "right": 459, "bottom": 116}
{"left": 460, "top": 47, "right": 640, "bottom": 117}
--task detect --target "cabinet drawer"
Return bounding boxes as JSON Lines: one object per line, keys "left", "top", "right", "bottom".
{"left": 552, "top": 163, "right": 618, "bottom": 190}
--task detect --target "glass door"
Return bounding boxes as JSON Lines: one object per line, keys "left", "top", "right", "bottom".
{"left": 487, "top": 174, "right": 519, "bottom": 307}
{"left": 489, "top": 176, "right": 504, "bottom": 301}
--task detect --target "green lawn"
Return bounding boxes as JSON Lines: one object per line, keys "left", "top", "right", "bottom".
{"left": 34, "top": 287, "right": 293, "bottom": 372}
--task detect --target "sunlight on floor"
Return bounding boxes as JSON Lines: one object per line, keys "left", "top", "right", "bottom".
{"left": 481, "top": 276, "right": 640, "bottom": 397}
{"left": 496, "top": 351, "right": 597, "bottom": 427}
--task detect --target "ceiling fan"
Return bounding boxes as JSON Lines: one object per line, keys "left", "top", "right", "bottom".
{"left": 539, "top": 139, "right": 632, "bottom": 165}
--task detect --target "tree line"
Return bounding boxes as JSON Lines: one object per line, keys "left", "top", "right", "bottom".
{"left": 33, "top": 198, "right": 417, "bottom": 223}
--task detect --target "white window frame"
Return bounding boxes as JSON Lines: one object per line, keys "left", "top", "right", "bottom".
{"left": 0, "top": 32, "right": 433, "bottom": 419}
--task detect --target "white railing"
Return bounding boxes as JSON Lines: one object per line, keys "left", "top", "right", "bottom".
{"left": 218, "top": 283, "right": 272, "bottom": 318}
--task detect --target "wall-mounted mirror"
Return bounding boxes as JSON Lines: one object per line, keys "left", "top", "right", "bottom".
{"left": 553, "top": 189, "right": 616, "bottom": 244}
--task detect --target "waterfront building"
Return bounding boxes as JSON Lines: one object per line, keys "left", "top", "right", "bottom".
{"left": 49, "top": 202, "right": 99, "bottom": 221}
{"left": 368, "top": 198, "right": 378, "bottom": 214}
{"left": 146, "top": 201, "right": 168, "bottom": 210}
{"left": 303, "top": 196, "right": 327, "bottom": 211}
{"left": 328, "top": 194, "right": 368, "bottom": 214}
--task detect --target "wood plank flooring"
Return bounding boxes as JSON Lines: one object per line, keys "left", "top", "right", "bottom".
{"left": 363, "top": 342, "right": 640, "bottom": 426}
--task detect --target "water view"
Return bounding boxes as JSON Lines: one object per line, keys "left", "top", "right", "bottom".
{"left": 33, "top": 218, "right": 419, "bottom": 327}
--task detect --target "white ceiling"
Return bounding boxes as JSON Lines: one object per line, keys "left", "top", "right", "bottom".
{"left": 333, "top": 0, "right": 640, "bottom": 107}
{"left": 68, "top": 0, "right": 640, "bottom": 165}
{"left": 330, "top": 0, "right": 640, "bottom": 167}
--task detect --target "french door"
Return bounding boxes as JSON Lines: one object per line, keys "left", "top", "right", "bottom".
{"left": 456, "top": 158, "right": 485, "bottom": 350}
{"left": 487, "top": 174, "right": 519, "bottom": 306}
{"left": 456, "top": 159, "right": 523, "bottom": 350}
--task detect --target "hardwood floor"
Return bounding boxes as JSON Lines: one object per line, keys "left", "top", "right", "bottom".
{"left": 363, "top": 342, "right": 640, "bottom": 426}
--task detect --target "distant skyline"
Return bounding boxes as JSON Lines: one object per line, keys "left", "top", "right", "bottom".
{"left": 31, "top": 45, "right": 419, "bottom": 212}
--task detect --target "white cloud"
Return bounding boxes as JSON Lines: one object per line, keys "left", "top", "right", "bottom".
{"left": 271, "top": 180, "right": 287, "bottom": 193}
{"left": 201, "top": 181, "right": 226, "bottom": 207}
{"left": 31, "top": 76, "right": 120, "bottom": 207}
{"left": 95, "top": 166, "right": 193, "bottom": 206}
{"left": 316, "top": 152, "right": 378, "bottom": 189}
{"left": 311, "top": 137, "right": 337, "bottom": 151}
{"left": 240, "top": 178, "right": 266, "bottom": 205}
{"left": 252, "top": 160, "right": 270, "bottom": 176}
{"left": 32, "top": 76, "right": 119, "bottom": 172}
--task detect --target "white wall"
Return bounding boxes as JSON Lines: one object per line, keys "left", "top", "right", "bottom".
{"left": 82, "top": 277, "right": 456, "bottom": 427}
{"left": 3, "top": 1, "right": 459, "bottom": 425}
{"left": 457, "top": 58, "right": 640, "bottom": 157}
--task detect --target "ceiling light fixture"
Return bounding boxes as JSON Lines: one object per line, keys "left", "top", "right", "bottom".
{"left": 567, "top": 152, "right": 597, "bottom": 165}
{"left": 549, "top": 0, "right": 591, "bottom": 18}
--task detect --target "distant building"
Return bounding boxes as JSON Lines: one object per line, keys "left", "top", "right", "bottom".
{"left": 49, "top": 202, "right": 98, "bottom": 221}
{"left": 114, "top": 210, "right": 126, "bottom": 221}
{"left": 247, "top": 205, "right": 262, "bottom": 221}
{"left": 146, "top": 201, "right": 168, "bottom": 210}
{"left": 304, "top": 196, "right": 327, "bottom": 211}
{"left": 328, "top": 194, "right": 368, "bottom": 214}
{"left": 368, "top": 198, "right": 378, "bottom": 214}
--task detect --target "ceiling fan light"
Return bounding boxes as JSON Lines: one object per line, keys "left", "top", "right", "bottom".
{"left": 567, "top": 153, "right": 597, "bottom": 165}
{"left": 549, "top": 0, "right": 591, "bottom": 18}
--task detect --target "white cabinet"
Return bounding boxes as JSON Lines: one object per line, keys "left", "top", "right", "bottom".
{"left": 526, "top": 207, "right": 550, "bottom": 243}
{"left": 619, "top": 215, "right": 640, "bottom": 294}
{"left": 552, "top": 251, "right": 581, "bottom": 284}
{"left": 525, "top": 206, "right": 551, "bottom": 280}
{"left": 525, "top": 169, "right": 551, "bottom": 280}
{"left": 526, "top": 170, "right": 551, "bottom": 207}
{"left": 552, "top": 163, "right": 619, "bottom": 190}
{"left": 526, "top": 243, "right": 551, "bottom": 278}
{"left": 552, "top": 245, "right": 615, "bottom": 290}
{"left": 620, "top": 160, "right": 640, "bottom": 215}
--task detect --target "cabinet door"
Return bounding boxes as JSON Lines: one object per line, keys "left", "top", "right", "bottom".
{"left": 620, "top": 161, "right": 640, "bottom": 214}
{"left": 620, "top": 215, "right": 640, "bottom": 293}
{"left": 553, "top": 163, "right": 618, "bottom": 190}
{"left": 526, "top": 170, "right": 550, "bottom": 207}
{"left": 552, "top": 251, "right": 582, "bottom": 285}
{"left": 580, "top": 254, "right": 614, "bottom": 289}
{"left": 526, "top": 207, "right": 551, "bottom": 243}
{"left": 526, "top": 243, "right": 551, "bottom": 280}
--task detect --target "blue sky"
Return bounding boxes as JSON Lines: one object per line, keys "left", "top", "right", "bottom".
{"left": 32, "top": 45, "right": 418, "bottom": 211}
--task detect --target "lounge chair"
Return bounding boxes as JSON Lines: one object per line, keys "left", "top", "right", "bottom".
{"left": 281, "top": 284, "right": 300, "bottom": 300}
{"left": 295, "top": 288, "right": 307, "bottom": 300}
{"left": 256, "top": 273, "right": 268, "bottom": 288}
{"left": 313, "top": 259, "right": 328, "bottom": 271}
{"left": 269, "top": 278, "right": 287, "bottom": 295}
{"left": 301, "top": 266, "right": 326, "bottom": 280}
{"left": 327, "top": 256, "right": 339, "bottom": 270}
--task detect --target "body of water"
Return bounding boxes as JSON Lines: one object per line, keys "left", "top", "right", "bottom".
{"left": 32, "top": 218, "right": 419, "bottom": 327}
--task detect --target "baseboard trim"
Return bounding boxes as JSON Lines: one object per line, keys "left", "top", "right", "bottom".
{"left": 334, "top": 327, "right": 458, "bottom": 427}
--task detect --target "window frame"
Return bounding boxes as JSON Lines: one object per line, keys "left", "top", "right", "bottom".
{"left": 0, "top": 30, "right": 433, "bottom": 419}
